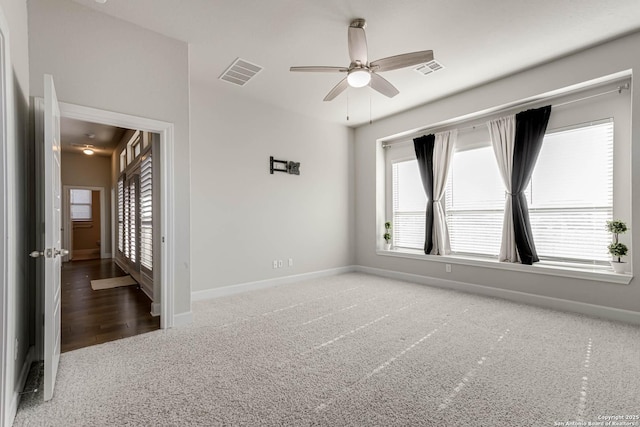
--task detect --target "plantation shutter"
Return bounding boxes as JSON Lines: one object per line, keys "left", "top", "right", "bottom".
{"left": 128, "top": 178, "right": 138, "bottom": 264}
{"left": 117, "top": 178, "right": 124, "bottom": 253}
{"left": 140, "top": 153, "right": 153, "bottom": 271}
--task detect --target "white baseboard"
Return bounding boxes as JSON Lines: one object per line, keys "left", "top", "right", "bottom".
{"left": 102, "top": 252, "right": 112, "bottom": 259}
{"left": 355, "top": 265, "right": 640, "bottom": 325}
{"left": 6, "top": 346, "right": 35, "bottom": 427}
{"left": 173, "top": 311, "right": 193, "bottom": 327}
{"left": 191, "top": 266, "right": 356, "bottom": 302}
{"left": 150, "top": 303, "right": 161, "bottom": 317}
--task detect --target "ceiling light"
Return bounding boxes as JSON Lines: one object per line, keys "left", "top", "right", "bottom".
{"left": 347, "top": 69, "right": 371, "bottom": 88}
{"left": 83, "top": 148, "right": 94, "bottom": 155}
{"left": 95, "top": 0, "right": 107, "bottom": 3}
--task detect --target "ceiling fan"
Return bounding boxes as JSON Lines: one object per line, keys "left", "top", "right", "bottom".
{"left": 290, "top": 18, "right": 434, "bottom": 101}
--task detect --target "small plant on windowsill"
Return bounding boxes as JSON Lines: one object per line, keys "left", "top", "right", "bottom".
{"left": 607, "top": 220, "right": 628, "bottom": 274}
{"left": 384, "top": 221, "right": 392, "bottom": 251}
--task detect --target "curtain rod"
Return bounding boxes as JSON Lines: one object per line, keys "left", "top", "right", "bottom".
{"left": 382, "top": 82, "right": 629, "bottom": 149}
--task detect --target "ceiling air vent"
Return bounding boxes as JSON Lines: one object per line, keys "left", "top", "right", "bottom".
{"left": 219, "top": 58, "right": 263, "bottom": 86}
{"left": 414, "top": 60, "right": 444, "bottom": 76}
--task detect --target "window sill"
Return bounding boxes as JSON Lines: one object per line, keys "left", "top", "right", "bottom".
{"left": 376, "top": 248, "right": 633, "bottom": 285}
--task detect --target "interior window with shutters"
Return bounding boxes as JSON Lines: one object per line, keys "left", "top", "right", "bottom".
{"left": 117, "top": 178, "right": 124, "bottom": 253}
{"left": 140, "top": 153, "right": 153, "bottom": 271}
{"left": 70, "top": 189, "right": 92, "bottom": 221}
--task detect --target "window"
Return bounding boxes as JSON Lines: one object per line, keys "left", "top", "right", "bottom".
{"left": 384, "top": 79, "right": 629, "bottom": 270}
{"left": 70, "top": 189, "right": 92, "bottom": 221}
{"left": 445, "top": 146, "right": 504, "bottom": 256}
{"left": 444, "top": 121, "right": 613, "bottom": 263}
{"left": 528, "top": 121, "right": 613, "bottom": 263}
{"left": 118, "top": 178, "right": 124, "bottom": 253}
{"left": 391, "top": 160, "right": 426, "bottom": 250}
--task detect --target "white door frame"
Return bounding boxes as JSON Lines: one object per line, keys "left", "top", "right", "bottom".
{"left": 62, "top": 186, "right": 107, "bottom": 261}
{"left": 0, "top": 6, "right": 14, "bottom": 426}
{"left": 57, "top": 102, "right": 176, "bottom": 330}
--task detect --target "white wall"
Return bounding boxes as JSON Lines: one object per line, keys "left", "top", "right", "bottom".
{"left": 0, "top": 0, "right": 31, "bottom": 424}
{"left": 27, "top": 0, "right": 191, "bottom": 315}
{"left": 355, "top": 30, "right": 640, "bottom": 314}
{"left": 190, "top": 81, "right": 354, "bottom": 292}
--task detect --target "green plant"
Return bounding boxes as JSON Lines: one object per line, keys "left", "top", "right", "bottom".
{"left": 606, "top": 220, "right": 628, "bottom": 263}
{"left": 384, "top": 221, "right": 392, "bottom": 243}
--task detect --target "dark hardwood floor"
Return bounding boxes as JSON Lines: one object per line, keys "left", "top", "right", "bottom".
{"left": 61, "top": 259, "right": 160, "bottom": 353}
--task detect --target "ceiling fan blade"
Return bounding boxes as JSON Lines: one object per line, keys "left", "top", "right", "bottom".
{"left": 290, "top": 66, "right": 348, "bottom": 73}
{"left": 370, "top": 50, "right": 434, "bottom": 72}
{"left": 348, "top": 25, "right": 368, "bottom": 64}
{"left": 323, "top": 77, "right": 349, "bottom": 101}
{"left": 370, "top": 73, "right": 399, "bottom": 98}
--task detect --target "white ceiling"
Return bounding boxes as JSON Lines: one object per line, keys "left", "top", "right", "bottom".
{"left": 71, "top": 0, "right": 640, "bottom": 127}
{"left": 60, "top": 117, "right": 127, "bottom": 157}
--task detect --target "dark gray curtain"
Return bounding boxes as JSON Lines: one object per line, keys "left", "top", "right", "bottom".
{"left": 512, "top": 105, "right": 552, "bottom": 265}
{"left": 414, "top": 135, "right": 435, "bottom": 255}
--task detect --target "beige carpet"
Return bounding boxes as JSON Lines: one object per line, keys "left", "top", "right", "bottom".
{"left": 90, "top": 275, "right": 137, "bottom": 290}
{"left": 15, "top": 273, "right": 640, "bottom": 426}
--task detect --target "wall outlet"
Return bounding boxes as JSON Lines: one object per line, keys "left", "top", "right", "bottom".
{"left": 445, "top": 264, "right": 452, "bottom": 273}
{"left": 278, "top": 260, "right": 283, "bottom": 268}
{"left": 288, "top": 258, "right": 293, "bottom": 267}
{"left": 273, "top": 260, "right": 278, "bottom": 269}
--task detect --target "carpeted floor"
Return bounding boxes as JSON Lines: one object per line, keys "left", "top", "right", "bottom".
{"left": 14, "top": 273, "right": 640, "bottom": 426}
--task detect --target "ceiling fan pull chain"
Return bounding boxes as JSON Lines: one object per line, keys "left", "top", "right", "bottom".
{"left": 346, "top": 92, "right": 350, "bottom": 121}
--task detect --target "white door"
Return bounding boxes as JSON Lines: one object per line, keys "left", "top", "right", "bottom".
{"left": 41, "top": 74, "right": 64, "bottom": 401}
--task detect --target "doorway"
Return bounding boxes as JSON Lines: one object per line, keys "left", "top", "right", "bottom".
{"left": 57, "top": 118, "right": 161, "bottom": 352}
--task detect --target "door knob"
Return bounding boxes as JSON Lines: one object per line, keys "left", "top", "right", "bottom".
{"left": 29, "top": 251, "right": 44, "bottom": 258}
{"left": 55, "top": 249, "right": 69, "bottom": 257}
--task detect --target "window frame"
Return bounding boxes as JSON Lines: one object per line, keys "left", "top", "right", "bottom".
{"left": 69, "top": 188, "right": 93, "bottom": 222}
{"left": 380, "top": 78, "right": 631, "bottom": 283}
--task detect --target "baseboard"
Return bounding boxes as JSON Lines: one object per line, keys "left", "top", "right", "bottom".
{"left": 101, "top": 252, "right": 112, "bottom": 259}
{"left": 150, "top": 303, "right": 161, "bottom": 317}
{"left": 355, "top": 265, "right": 640, "bottom": 325}
{"left": 5, "top": 346, "right": 34, "bottom": 427}
{"left": 71, "top": 249, "right": 100, "bottom": 261}
{"left": 173, "top": 311, "right": 193, "bottom": 327}
{"left": 191, "top": 266, "right": 356, "bottom": 302}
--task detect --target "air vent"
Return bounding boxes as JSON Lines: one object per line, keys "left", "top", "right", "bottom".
{"left": 219, "top": 58, "right": 263, "bottom": 86}
{"left": 414, "top": 60, "right": 444, "bottom": 76}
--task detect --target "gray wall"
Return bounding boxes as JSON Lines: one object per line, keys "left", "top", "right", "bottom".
{"left": 355, "top": 31, "right": 640, "bottom": 314}
{"left": 0, "top": 0, "right": 31, "bottom": 423}
{"left": 189, "top": 81, "right": 355, "bottom": 292}
{"left": 27, "top": 0, "right": 191, "bottom": 316}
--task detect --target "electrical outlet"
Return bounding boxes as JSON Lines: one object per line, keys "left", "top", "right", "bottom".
{"left": 288, "top": 258, "right": 293, "bottom": 267}
{"left": 273, "top": 260, "right": 278, "bottom": 269}
{"left": 445, "top": 264, "right": 452, "bottom": 273}
{"left": 278, "top": 260, "right": 283, "bottom": 268}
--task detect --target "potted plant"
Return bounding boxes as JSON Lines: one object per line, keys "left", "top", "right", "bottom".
{"left": 607, "top": 220, "right": 628, "bottom": 273}
{"left": 383, "top": 221, "right": 392, "bottom": 250}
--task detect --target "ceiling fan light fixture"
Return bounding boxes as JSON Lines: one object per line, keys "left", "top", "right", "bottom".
{"left": 83, "top": 148, "right": 95, "bottom": 155}
{"left": 347, "top": 69, "right": 371, "bottom": 88}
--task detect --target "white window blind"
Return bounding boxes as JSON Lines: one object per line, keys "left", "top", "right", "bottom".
{"left": 445, "top": 146, "right": 504, "bottom": 256}
{"left": 392, "top": 160, "right": 427, "bottom": 250}
{"left": 140, "top": 153, "right": 153, "bottom": 271}
{"left": 117, "top": 178, "right": 124, "bottom": 253}
{"left": 528, "top": 121, "right": 613, "bottom": 263}
{"left": 70, "top": 189, "right": 92, "bottom": 221}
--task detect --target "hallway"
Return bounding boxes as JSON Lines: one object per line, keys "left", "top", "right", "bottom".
{"left": 61, "top": 259, "right": 160, "bottom": 353}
